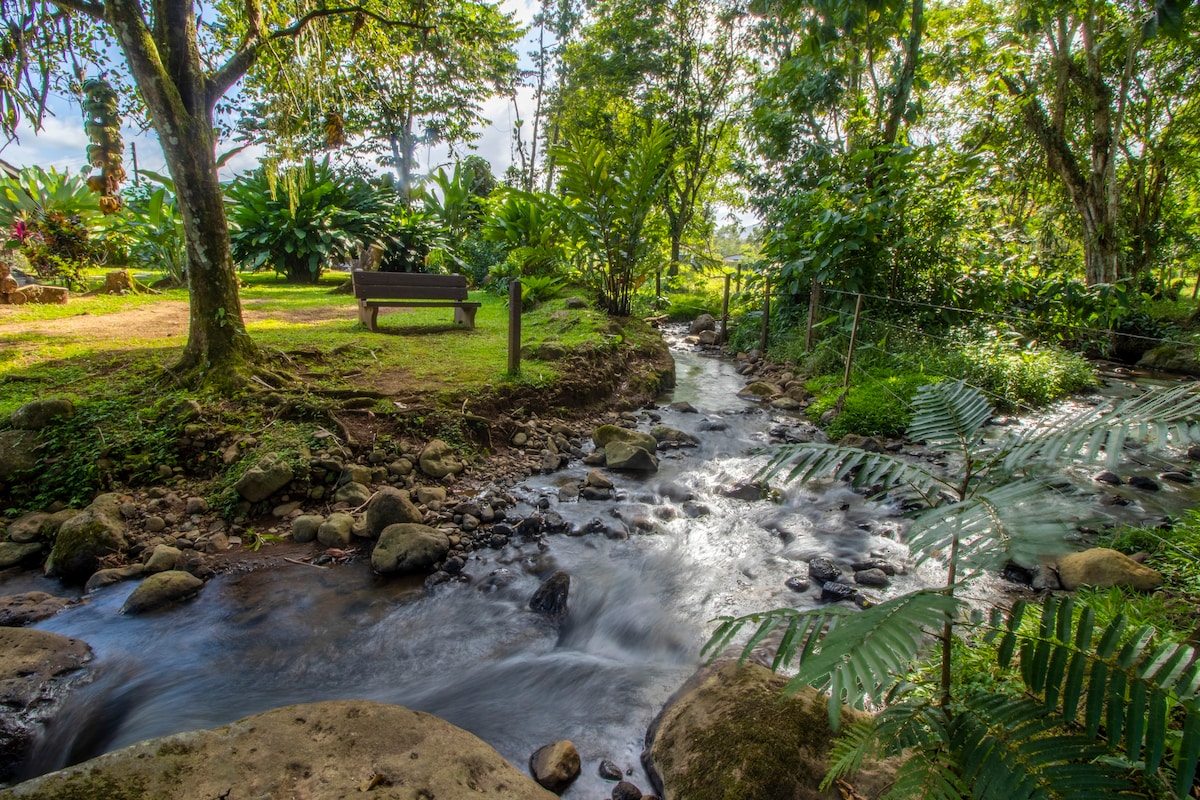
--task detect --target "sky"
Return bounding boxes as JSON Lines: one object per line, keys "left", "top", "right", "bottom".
{"left": 0, "top": 0, "right": 543, "bottom": 184}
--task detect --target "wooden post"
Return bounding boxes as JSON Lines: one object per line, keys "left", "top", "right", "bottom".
{"left": 759, "top": 276, "right": 770, "bottom": 355}
{"left": 508, "top": 279, "right": 522, "bottom": 375}
{"left": 805, "top": 278, "right": 821, "bottom": 352}
{"left": 720, "top": 274, "right": 731, "bottom": 345}
{"left": 843, "top": 293, "right": 864, "bottom": 388}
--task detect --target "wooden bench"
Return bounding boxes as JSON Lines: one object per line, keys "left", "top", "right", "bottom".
{"left": 351, "top": 271, "right": 481, "bottom": 332}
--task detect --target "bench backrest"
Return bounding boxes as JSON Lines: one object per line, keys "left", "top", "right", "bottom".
{"left": 352, "top": 271, "right": 468, "bottom": 301}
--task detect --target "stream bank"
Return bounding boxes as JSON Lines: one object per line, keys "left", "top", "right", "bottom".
{"left": 2, "top": 326, "right": 1199, "bottom": 797}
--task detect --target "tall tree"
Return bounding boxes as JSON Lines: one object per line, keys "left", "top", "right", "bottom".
{"left": 986, "top": 0, "right": 1199, "bottom": 285}
{"left": 0, "top": 0, "right": 429, "bottom": 386}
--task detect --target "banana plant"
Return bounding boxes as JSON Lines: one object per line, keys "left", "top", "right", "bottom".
{"left": 706, "top": 380, "right": 1200, "bottom": 798}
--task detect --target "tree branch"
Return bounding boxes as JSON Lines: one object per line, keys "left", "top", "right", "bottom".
{"left": 49, "top": 0, "right": 106, "bottom": 21}
{"left": 206, "top": 5, "right": 434, "bottom": 109}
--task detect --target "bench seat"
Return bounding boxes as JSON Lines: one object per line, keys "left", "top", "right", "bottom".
{"left": 351, "top": 271, "right": 481, "bottom": 332}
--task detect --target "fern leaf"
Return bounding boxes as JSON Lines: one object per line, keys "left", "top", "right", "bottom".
{"left": 1002, "top": 383, "right": 1200, "bottom": 472}
{"left": 954, "top": 693, "right": 1141, "bottom": 799}
{"left": 756, "top": 442, "right": 945, "bottom": 498}
{"left": 906, "top": 380, "right": 993, "bottom": 456}
{"left": 905, "top": 479, "right": 1075, "bottom": 571}
{"left": 884, "top": 751, "right": 969, "bottom": 800}
{"left": 788, "top": 591, "right": 960, "bottom": 730}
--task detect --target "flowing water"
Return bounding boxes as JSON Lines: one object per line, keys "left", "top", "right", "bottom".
{"left": 9, "top": 338, "right": 1199, "bottom": 796}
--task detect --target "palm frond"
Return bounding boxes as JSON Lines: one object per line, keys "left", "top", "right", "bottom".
{"left": 702, "top": 605, "right": 850, "bottom": 670}
{"left": 906, "top": 380, "right": 993, "bottom": 457}
{"left": 756, "top": 442, "right": 947, "bottom": 500}
{"left": 989, "top": 595, "right": 1200, "bottom": 794}
{"left": 789, "top": 592, "right": 961, "bottom": 730}
{"left": 905, "top": 479, "right": 1077, "bottom": 570}
{"left": 884, "top": 748, "right": 971, "bottom": 800}
{"left": 1003, "top": 382, "right": 1200, "bottom": 472}
{"left": 953, "top": 693, "right": 1143, "bottom": 799}
{"left": 823, "top": 696, "right": 953, "bottom": 791}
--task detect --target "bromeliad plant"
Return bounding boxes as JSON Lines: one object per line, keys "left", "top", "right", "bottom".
{"left": 706, "top": 380, "right": 1200, "bottom": 798}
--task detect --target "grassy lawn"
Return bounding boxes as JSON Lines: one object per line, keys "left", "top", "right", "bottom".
{"left": 0, "top": 272, "right": 620, "bottom": 417}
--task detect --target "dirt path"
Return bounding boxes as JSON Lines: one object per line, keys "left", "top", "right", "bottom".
{"left": 1, "top": 300, "right": 349, "bottom": 341}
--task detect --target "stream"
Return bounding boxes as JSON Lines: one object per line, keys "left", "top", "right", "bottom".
{"left": 9, "top": 334, "right": 1200, "bottom": 796}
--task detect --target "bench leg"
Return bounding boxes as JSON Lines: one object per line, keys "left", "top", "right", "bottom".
{"left": 358, "top": 300, "right": 379, "bottom": 332}
{"left": 454, "top": 305, "right": 477, "bottom": 329}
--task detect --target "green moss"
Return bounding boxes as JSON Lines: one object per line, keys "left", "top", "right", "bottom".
{"left": 660, "top": 667, "right": 845, "bottom": 800}
{"left": 0, "top": 769, "right": 151, "bottom": 800}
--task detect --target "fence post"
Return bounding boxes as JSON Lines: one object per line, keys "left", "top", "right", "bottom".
{"left": 720, "top": 274, "right": 731, "bottom": 345}
{"left": 842, "top": 293, "right": 864, "bottom": 388}
{"left": 508, "top": 279, "right": 522, "bottom": 376}
{"left": 759, "top": 276, "right": 770, "bottom": 355}
{"left": 806, "top": 278, "right": 821, "bottom": 352}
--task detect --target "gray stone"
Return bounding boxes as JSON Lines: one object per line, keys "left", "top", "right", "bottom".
{"left": 0, "top": 700, "right": 556, "bottom": 799}
{"left": 807, "top": 557, "right": 841, "bottom": 584}
{"left": 6, "top": 513, "right": 47, "bottom": 543}
{"left": 364, "top": 486, "right": 423, "bottom": 538}
{"left": 0, "top": 628, "right": 91, "bottom": 782}
{"left": 1032, "top": 564, "right": 1062, "bottom": 591}
{"left": 120, "top": 570, "right": 204, "bottom": 614}
{"left": 0, "top": 592, "right": 73, "bottom": 627}
{"left": 529, "top": 570, "right": 570, "bottom": 621}
{"left": 604, "top": 441, "right": 659, "bottom": 472}
{"left": 737, "top": 381, "right": 781, "bottom": 399}
{"left": 317, "top": 512, "right": 355, "bottom": 548}
{"left": 291, "top": 514, "right": 323, "bottom": 543}
{"left": 1136, "top": 344, "right": 1200, "bottom": 375}
{"left": 1057, "top": 548, "right": 1164, "bottom": 591}
{"left": 9, "top": 398, "right": 74, "bottom": 430}
{"left": 651, "top": 425, "right": 699, "bottom": 448}
{"left": 185, "top": 497, "right": 210, "bottom": 514}
{"left": 1094, "top": 471, "right": 1122, "bottom": 485}
{"left": 529, "top": 740, "right": 581, "bottom": 794}
{"left": 0, "top": 542, "right": 41, "bottom": 569}
{"left": 689, "top": 314, "right": 717, "bottom": 334}
{"left": 45, "top": 493, "right": 127, "bottom": 584}
{"left": 770, "top": 397, "right": 803, "bottom": 411}
{"left": 585, "top": 469, "right": 614, "bottom": 490}
{"left": 0, "top": 430, "right": 38, "bottom": 481}
{"left": 668, "top": 401, "right": 698, "bottom": 414}
{"left": 722, "top": 481, "right": 765, "bottom": 501}
{"left": 234, "top": 455, "right": 294, "bottom": 503}
{"left": 340, "top": 464, "right": 373, "bottom": 486}
{"left": 144, "top": 544, "right": 183, "bottom": 574}
{"left": 1128, "top": 475, "right": 1160, "bottom": 492}
{"left": 419, "top": 439, "right": 465, "bottom": 479}
{"left": 592, "top": 425, "right": 658, "bottom": 454}
{"left": 334, "top": 481, "right": 372, "bottom": 506}
{"left": 414, "top": 486, "right": 447, "bottom": 506}
{"left": 853, "top": 568, "right": 890, "bottom": 588}
{"left": 1160, "top": 471, "right": 1194, "bottom": 485}
{"left": 837, "top": 434, "right": 885, "bottom": 453}
{"left": 785, "top": 576, "right": 810, "bottom": 593}
{"left": 144, "top": 515, "right": 166, "bottom": 532}
{"left": 612, "top": 780, "right": 643, "bottom": 800}
{"left": 84, "top": 564, "right": 145, "bottom": 593}
{"left": 372, "top": 524, "right": 450, "bottom": 575}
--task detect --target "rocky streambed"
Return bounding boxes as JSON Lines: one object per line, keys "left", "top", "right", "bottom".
{"left": 1, "top": 326, "right": 1198, "bottom": 799}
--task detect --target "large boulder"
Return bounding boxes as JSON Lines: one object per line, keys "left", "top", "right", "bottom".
{"left": 372, "top": 523, "right": 450, "bottom": 575}
{"left": 0, "top": 628, "right": 91, "bottom": 783}
{"left": 644, "top": 661, "right": 896, "bottom": 800}
{"left": 689, "top": 314, "right": 717, "bottom": 334}
{"left": 0, "top": 593, "right": 74, "bottom": 627}
{"left": 9, "top": 399, "right": 74, "bottom": 431}
{"left": 234, "top": 454, "right": 295, "bottom": 503}
{"left": 44, "top": 494, "right": 127, "bottom": 584}
{"left": 1056, "top": 548, "right": 1165, "bottom": 591}
{"left": 592, "top": 425, "right": 657, "bottom": 454}
{"left": 419, "top": 439, "right": 465, "bottom": 479}
{"left": 0, "top": 700, "right": 557, "bottom": 800}
{"left": 0, "top": 542, "right": 42, "bottom": 569}
{"left": 119, "top": 570, "right": 204, "bottom": 615}
{"left": 737, "top": 382, "right": 782, "bottom": 400}
{"left": 604, "top": 441, "right": 659, "bottom": 472}
{"left": 6, "top": 510, "right": 80, "bottom": 544}
{"left": 365, "top": 486, "right": 423, "bottom": 537}
{"left": 0, "top": 430, "right": 38, "bottom": 481}
{"left": 1137, "top": 344, "right": 1200, "bottom": 376}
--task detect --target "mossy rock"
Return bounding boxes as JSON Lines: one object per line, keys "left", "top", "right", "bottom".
{"left": 44, "top": 494, "right": 127, "bottom": 584}
{"left": 645, "top": 661, "right": 897, "bottom": 800}
{"left": 592, "top": 425, "right": 657, "bottom": 454}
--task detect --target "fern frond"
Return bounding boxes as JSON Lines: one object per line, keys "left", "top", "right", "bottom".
{"left": 884, "top": 750, "right": 971, "bottom": 800}
{"left": 905, "top": 479, "right": 1076, "bottom": 571}
{"left": 822, "top": 696, "right": 953, "bottom": 791}
{"left": 789, "top": 592, "right": 961, "bottom": 730}
{"left": 991, "top": 595, "right": 1200, "bottom": 792}
{"left": 953, "top": 693, "right": 1142, "bottom": 799}
{"left": 906, "top": 380, "right": 993, "bottom": 457}
{"left": 756, "top": 442, "right": 947, "bottom": 500}
{"left": 1002, "top": 382, "right": 1200, "bottom": 472}
{"left": 701, "top": 606, "right": 851, "bottom": 670}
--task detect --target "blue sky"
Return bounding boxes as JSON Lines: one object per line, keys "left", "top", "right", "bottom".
{"left": 0, "top": 0, "right": 541, "bottom": 183}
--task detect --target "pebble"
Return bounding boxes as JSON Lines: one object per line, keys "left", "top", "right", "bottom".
{"left": 807, "top": 557, "right": 841, "bottom": 584}
{"left": 785, "top": 576, "right": 810, "bottom": 592}
{"left": 854, "top": 568, "right": 890, "bottom": 588}
{"left": 1128, "top": 476, "right": 1160, "bottom": 492}
{"left": 599, "top": 760, "right": 623, "bottom": 781}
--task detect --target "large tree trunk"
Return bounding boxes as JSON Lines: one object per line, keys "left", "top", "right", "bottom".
{"left": 106, "top": 0, "right": 256, "bottom": 385}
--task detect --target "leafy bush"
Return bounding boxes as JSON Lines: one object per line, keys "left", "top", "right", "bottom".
{"left": 929, "top": 334, "right": 1095, "bottom": 408}
{"left": 805, "top": 371, "right": 939, "bottom": 439}
{"left": 482, "top": 189, "right": 568, "bottom": 278}
{"left": 0, "top": 166, "right": 104, "bottom": 288}
{"left": 228, "top": 157, "right": 399, "bottom": 282}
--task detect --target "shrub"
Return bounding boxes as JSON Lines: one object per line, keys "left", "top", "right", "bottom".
{"left": 806, "top": 371, "right": 940, "bottom": 439}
